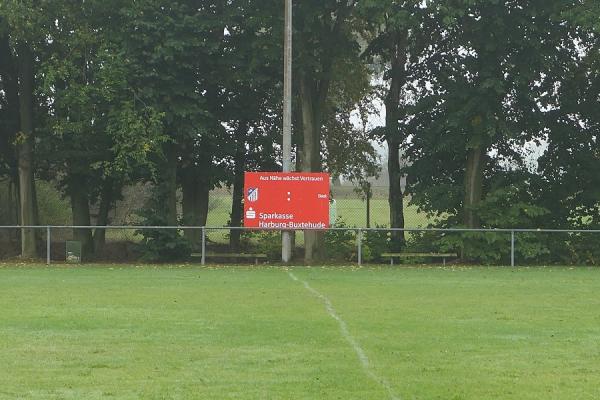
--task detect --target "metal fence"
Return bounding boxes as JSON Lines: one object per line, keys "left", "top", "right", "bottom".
{"left": 2, "top": 225, "right": 600, "bottom": 267}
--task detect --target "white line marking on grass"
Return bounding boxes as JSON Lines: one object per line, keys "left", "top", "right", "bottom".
{"left": 287, "top": 271, "right": 400, "bottom": 400}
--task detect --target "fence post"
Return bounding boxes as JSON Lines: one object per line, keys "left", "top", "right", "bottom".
{"left": 46, "top": 226, "right": 51, "bottom": 266}
{"left": 357, "top": 229, "right": 363, "bottom": 266}
{"left": 511, "top": 230, "right": 515, "bottom": 268}
{"left": 201, "top": 227, "right": 206, "bottom": 266}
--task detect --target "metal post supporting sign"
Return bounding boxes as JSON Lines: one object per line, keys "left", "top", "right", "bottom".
{"left": 281, "top": 0, "right": 293, "bottom": 263}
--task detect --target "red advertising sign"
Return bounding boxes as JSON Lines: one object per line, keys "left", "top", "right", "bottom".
{"left": 244, "top": 172, "right": 330, "bottom": 229}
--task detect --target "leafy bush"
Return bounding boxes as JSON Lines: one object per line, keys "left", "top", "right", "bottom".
{"left": 362, "top": 226, "right": 391, "bottom": 262}
{"left": 227, "top": 229, "right": 283, "bottom": 261}
{"left": 255, "top": 231, "right": 283, "bottom": 260}
{"left": 135, "top": 188, "right": 191, "bottom": 262}
{"left": 437, "top": 231, "right": 508, "bottom": 265}
{"left": 324, "top": 219, "right": 357, "bottom": 262}
{"left": 36, "top": 181, "right": 72, "bottom": 225}
{"left": 1, "top": 179, "right": 72, "bottom": 225}
{"left": 464, "top": 186, "right": 550, "bottom": 264}
{"left": 409, "top": 185, "right": 553, "bottom": 264}
{"left": 136, "top": 227, "right": 191, "bottom": 262}
{"left": 476, "top": 186, "right": 550, "bottom": 228}
{"left": 544, "top": 232, "right": 600, "bottom": 266}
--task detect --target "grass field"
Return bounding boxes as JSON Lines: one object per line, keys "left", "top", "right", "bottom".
{"left": 1, "top": 265, "right": 599, "bottom": 399}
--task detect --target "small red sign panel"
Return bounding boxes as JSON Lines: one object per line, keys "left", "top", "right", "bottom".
{"left": 244, "top": 172, "right": 330, "bottom": 229}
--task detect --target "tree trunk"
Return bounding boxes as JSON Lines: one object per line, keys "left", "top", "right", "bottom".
{"left": 387, "top": 139, "right": 406, "bottom": 250}
{"left": 182, "top": 169, "right": 210, "bottom": 249}
{"left": 16, "top": 42, "right": 38, "bottom": 258}
{"left": 384, "top": 32, "right": 408, "bottom": 251}
{"left": 93, "top": 179, "right": 115, "bottom": 254}
{"left": 299, "top": 75, "right": 325, "bottom": 262}
{"left": 0, "top": 32, "right": 19, "bottom": 184}
{"left": 69, "top": 174, "right": 94, "bottom": 259}
{"left": 8, "top": 180, "right": 19, "bottom": 228}
{"left": 299, "top": 77, "right": 323, "bottom": 173}
{"left": 295, "top": 5, "right": 350, "bottom": 262}
{"left": 161, "top": 143, "right": 178, "bottom": 226}
{"left": 197, "top": 183, "right": 209, "bottom": 228}
{"left": 463, "top": 145, "right": 485, "bottom": 228}
{"left": 230, "top": 122, "right": 248, "bottom": 251}
{"left": 293, "top": 102, "right": 304, "bottom": 171}
{"left": 0, "top": 33, "right": 20, "bottom": 234}
{"left": 366, "top": 189, "right": 371, "bottom": 228}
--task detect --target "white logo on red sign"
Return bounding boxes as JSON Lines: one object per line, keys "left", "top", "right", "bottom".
{"left": 247, "top": 188, "right": 259, "bottom": 202}
{"left": 246, "top": 208, "right": 256, "bottom": 219}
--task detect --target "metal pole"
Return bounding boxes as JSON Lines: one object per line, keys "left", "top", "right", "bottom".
{"left": 511, "top": 230, "right": 515, "bottom": 267}
{"left": 357, "top": 229, "right": 363, "bottom": 266}
{"left": 46, "top": 226, "right": 51, "bottom": 265}
{"left": 281, "top": 0, "right": 293, "bottom": 263}
{"left": 201, "top": 227, "right": 206, "bottom": 266}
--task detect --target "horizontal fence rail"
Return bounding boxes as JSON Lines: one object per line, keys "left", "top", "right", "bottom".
{"left": 5, "top": 225, "right": 600, "bottom": 233}
{"left": 1, "top": 225, "right": 600, "bottom": 267}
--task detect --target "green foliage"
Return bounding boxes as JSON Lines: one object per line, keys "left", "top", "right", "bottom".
{"left": 403, "top": 230, "right": 447, "bottom": 253}
{"left": 35, "top": 181, "right": 72, "bottom": 225}
{"left": 362, "top": 226, "right": 391, "bottom": 263}
{"left": 562, "top": 234, "right": 600, "bottom": 265}
{"left": 135, "top": 225, "right": 191, "bottom": 263}
{"left": 459, "top": 185, "right": 550, "bottom": 263}
{"left": 135, "top": 188, "right": 191, "bottom": 262}
{"left": 1, "top": 179, "right": 72, "bottom": 225}
{"left": 323, "top": 220, "right": 357, "bottom": 262}
{"left": 254, "top": 231, "right": 283, "bottom": 261}
{"left": 401, "top": 183, "right": 554, "bottom": 264}
{"left": 223, "top": 229, "right": 282, "bottom": 261}
{"left": 405, "top": 0, "right": 582, "bottom": 227}
{"left": 475, "top": 185, "right": 549, "bottom": 228}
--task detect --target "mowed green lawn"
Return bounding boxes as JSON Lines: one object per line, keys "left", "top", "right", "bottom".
{"left": 1, "top": 265, "right": 599, "bottom": 399}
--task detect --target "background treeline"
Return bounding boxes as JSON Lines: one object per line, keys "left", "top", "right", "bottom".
{"left": 0, "top": 0, "right": 599, "bottom": 263}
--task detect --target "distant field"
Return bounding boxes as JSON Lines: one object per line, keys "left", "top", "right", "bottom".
{"left": 1, "top": 265, "right": 599, "bottom": 399}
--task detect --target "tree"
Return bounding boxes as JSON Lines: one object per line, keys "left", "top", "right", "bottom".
{"left": 38, "top": 0, "right": 164, "bottom": 257}
{"left": 119, "top": 0, "right": 219, "bottom": 228}
{"left": 0, "top": 1, "right": 47, "bottom": 258}
{"left": 293, "top": 0, "right": 362, "bottom": 260}
{"left": 360, "top": 0, "right": 426, "bottom": 248}
{"left": 406, "top": 0, "right": 575, "bottom": 231}
{"left": 205, "top": 0, "right": 282, "bottom": 250}
{"left": 535, "top": 1, "right": 600, "bottom": 230}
